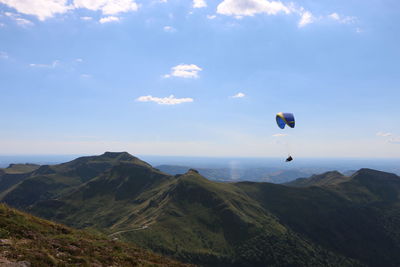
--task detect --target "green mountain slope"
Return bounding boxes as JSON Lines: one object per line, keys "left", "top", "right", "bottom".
{"left": 285, "top": 171, "right": 350, "bottom": 187}
{"left": 29, "top": 166, "right": 358, "bottom": 266}
{"left": 238, "top": 168, "right": 400, "bottom": 266}
{"left": 3, "top": 163, "right": 40, "bottom": 174}
{"left": 2, "top": 153, "right": 400, "bottom": 266}
{"left": 0, "top": 203, "right": 190, "bottom": 267}
{"left": 118, "top": 170, "right": 357, "bottom": 266}
{"left": 2, "top": 152, "right": 151, "bottom": 209}
{"left": 32, "top": 162, "right": 175, "bottom": 229}
{"left": 0, "top": 164, "right": 40, "bottom": 199}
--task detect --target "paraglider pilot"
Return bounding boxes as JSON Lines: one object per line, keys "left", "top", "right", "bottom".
{"left": 285, "top": 156, "right": 293, "bottom": 162}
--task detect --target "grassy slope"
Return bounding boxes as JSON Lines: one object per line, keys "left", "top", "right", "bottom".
{"left": 121, "top": 171, "right": 358, "bottom": 266}
{"left": 32, "top": 166, "right": 358, "bottom": 266}
{"left": 0, "top": 164, "right": 40, "bottom": 199}
{"left": 0, "top": 203, "right": 191, "bottom": 267}
{"left": 237, "top": 169, "right": 400, "bottom": 267}
{"left": 2, "top": 164, "right": 40, "bottom": 174}
{"left": 31, "top": 163, "right": 176, "bottom": 229}
{"left": 284, "top": 171, "right": 350, "bottom": 187}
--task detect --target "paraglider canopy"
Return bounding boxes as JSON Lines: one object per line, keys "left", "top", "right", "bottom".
{"left": 276, "top": 112, "right": 295, "bottom": 129}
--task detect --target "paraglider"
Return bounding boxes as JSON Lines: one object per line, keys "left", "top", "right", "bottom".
{"left": 276, "top": 112, "right": 295, "bottom": 162}
{"left": 276, "top": 112, "right": 295, "bottom": 129}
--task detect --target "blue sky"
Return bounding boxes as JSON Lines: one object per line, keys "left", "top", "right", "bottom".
{"left": 0, "top": 0, "right": 399, "bottom": 158}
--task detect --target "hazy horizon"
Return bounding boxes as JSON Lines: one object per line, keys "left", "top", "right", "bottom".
{"left": 1, "top": 153, "right": 399, "bottom": 176}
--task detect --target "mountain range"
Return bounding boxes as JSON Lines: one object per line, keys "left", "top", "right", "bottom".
{"left": 1, "top": 152, "right": 400, "bottom": 266}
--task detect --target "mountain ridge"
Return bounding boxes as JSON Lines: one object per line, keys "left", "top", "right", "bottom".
{"left": 1, "top": 152, "right": 400, "bottom": 266}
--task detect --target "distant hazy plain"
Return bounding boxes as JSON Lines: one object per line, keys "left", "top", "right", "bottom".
{"left": 1, "top": 154, "right": 399, "bottom": 176}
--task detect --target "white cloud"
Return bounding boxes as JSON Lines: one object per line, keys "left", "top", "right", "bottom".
{"left": 217, "top": 0, "right": 291, "bottom": 18}
{"left": 0, "top": 0, "right": 138, "bottom": 21}
{"left": 298, "top": 11, "right": 314, "bottom": 27}
{"left": 14, "top": 16, "right": 33, "bottom": 26}
{"left": 163, "top": 25, "right": 176, "bottom": 32}
{"left": 99, "top": 16, "right": 120, "bottom": 23}
{"left": 164, "top": 64, "right": 202, "bottom": 79}
{"left": 80, "top": 74, "right": 91, "bottom": 78}
{"left": 136, "top": 95, "right": 194, "bottom": 105}
{"left": 231, "top": 92, "right": 245, "bottom": 98}
{"left": 80, "top": 16, "right": 93, "bottom": 20}
{"left": 328, "top": 12, "right": 355, "bottom": 24}
{"left": 376, "top": 132, "right": 400, "bottom": 144}
{"left": 29, "top": 60, "right": 59, "bottom": 68}
{"left": 74, "top": 0, "right": 138, "bottom": 15}
{"left": 389, "top": 137, "right": 400, "bottom": 144}
{"left": 207, "top": 14, "right": 216, "bottom": 19}
{"left": 376, "top": 132, "right": 392, "bottom": 137}
{"left": 193, "top": 0, "right": 207, "bottom": 8}
{"left": 4, "top": 12, "right": 34, "bottom": 26}
{"left": 0, "top": 0, "right": 71, "bottom": 21}
{"left": 0, "top": 51, "right": 9, "bottom": 59}
{"left": 75, "top": 58, "right": 84, "bottom": 62}
{"left": 216, "top": 0, "right": 355, "bottom": 29}
{"left": 272, "top": 133, "right": 288, "bottom": 137}
{"left": 328, "top": 12, "right": 339, "bottom": 21}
